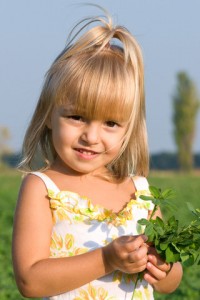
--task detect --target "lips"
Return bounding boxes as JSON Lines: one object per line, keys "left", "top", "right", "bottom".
{"left": 74, "top": 148, "right": 99, "bottom": 158}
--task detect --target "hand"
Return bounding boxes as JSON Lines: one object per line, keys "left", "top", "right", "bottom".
{"left": 144, "top": 246, "right": 172, "bottom": 284}
{"left": 102, "top": 235, "right": 148, "bottom": 274}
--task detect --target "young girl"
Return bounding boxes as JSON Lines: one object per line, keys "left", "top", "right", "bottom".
{"left": 12, "top": 9, "right": 182, "bottom": 300}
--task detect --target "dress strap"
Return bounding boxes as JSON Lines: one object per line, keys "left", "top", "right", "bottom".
{"left": 132, "top": 176, "right": 149, "bottom": 191}
{"left": 31, "top": 172, "right": 60, "bottom": 193}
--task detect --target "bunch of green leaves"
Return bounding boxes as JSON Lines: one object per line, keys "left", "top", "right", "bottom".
{"left": 138, "top": 186, "right": 200, "bottom": 267}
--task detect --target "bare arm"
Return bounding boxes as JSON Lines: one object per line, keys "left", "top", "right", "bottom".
{"left": 12, "top": 175, "right": 108, "bottom": 297}
{"left": 12, "top": 175, "right": 149, "bottom": 297}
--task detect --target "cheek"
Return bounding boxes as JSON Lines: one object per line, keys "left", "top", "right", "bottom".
{"left": 53, "top": 126, "right": 77, "bottom": 147}
{"left": 110, "top": 131, "right": 126, "bottom": 147}
{"left": 108, "top": 134, "right": 126, "bottom": 156}
{"left": 106, "top": 137, "right": 124, "bottom": 155}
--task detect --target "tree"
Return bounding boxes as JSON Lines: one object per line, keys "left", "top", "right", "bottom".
{"left": 173, "top": 72, "right": 199, "bottom": 171}
{"left": 0, "top": 126, "right": 12, "bottom": 167}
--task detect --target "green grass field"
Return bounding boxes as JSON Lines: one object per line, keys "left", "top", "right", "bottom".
{"left": 0, "top": 169, "right": 200, "bottom": 299}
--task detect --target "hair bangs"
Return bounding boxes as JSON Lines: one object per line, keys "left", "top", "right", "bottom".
{"left": 57, "top": 50, "right": 136, "bottom": 123}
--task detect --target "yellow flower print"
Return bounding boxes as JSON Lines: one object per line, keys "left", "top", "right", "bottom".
{"left": 88, "top": 284, "right": 97, "bottom": 298}
{"left": 56, "top": 208, "right": 72, "bottom": 223}
{"left": 131, "top": 189, "right": 154, "bottom": 210}
{"left": 50, "top": 231, "right": 63, "bottom": 250}
{"left": 50, "top": 231, "right": 88, "bottom": 257}
{"left": 48, "top": 189, "right": 80, "bottom": 223}
{"left": 74, "top": 247, "right": 88, "bottom": 255}
{"left": 65, "top": 234, "right": 74, "bottom": 250}
{"left": 77, "top": 288, "right": 90, "bottom": 300}
{"left": 48, "top": 189, "right": 57, "bottom": 200}
{"left": 123, "top": 273, "right": 137, "bottom": 284}
{"left": 135, "top": 189, "right": 151, "bottom": 198}
{"left": 113, "top": 271, "right": 136, "bottom": 284}
{"left": 132, "top": 289, "right": 143, "bottom": 300}
{"left": 98, "top": 287, "right": 110, "bottom": 300}
{"left": 73, "top": 284, "right": 116, "bottom": 300}
{"left": 144, "top": 285, "right": 151, "bottom": 299}
{"left": 113, "top": 271, "right": 123, "bottom": 283}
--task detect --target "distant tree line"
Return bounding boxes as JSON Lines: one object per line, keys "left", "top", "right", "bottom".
{"left": 150, "top": 152, "right": 200, "bottom": 170}
{"left": 2, "top": 151, "right": 200, "bottom": 171}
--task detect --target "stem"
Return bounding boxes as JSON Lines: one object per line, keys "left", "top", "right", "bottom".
{"left": 149, "top": 204, "right": 158, "bottom": 221}
{"left": 131, "top": 272, "right": 143, "bottom": 300}
{"left": 131, "top": 195, "right": 158, "bottom": 298}
{"left": 131, "top": 277, "right": 138, "bottom": 300}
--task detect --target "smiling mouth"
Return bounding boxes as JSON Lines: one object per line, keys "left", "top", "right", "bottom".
{"left": 74, "top": 148, "right": 99, "bottom": 156}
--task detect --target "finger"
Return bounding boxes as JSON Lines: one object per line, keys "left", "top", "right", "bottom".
{"left": 128, "top": 245, "right": 148, "bottom": 263}
{"left": 124, "top": 235, "right": 148, "bottom": 252}
{"left": 148, "top": 254, "right": 169, "bottom": 272}
{"left": 146, "top": 261, "right": 167, "bottom": 282}
{"left": 147, "top": 247, "right": 168, "bottom": 268}
{"left": 123, "top": 259, "right": 147, "bottom": 274}
{"left": 143, "top": 270, "right": 158, "bottom": 285}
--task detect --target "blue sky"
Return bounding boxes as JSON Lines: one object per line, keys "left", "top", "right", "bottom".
{"left": 0, "top": 0, "right": 200, "bottom": 154}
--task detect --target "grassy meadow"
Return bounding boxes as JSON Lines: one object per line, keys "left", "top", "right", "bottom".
{"left": 0, "top": 169, "right": 200, "bottom": 299}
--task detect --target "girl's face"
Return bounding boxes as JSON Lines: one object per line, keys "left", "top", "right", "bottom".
{"left": 48, "top": 105, "right": 128, "bottom": 175}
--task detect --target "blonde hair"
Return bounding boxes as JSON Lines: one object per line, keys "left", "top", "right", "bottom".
{"left": 19, "top": 9, "right": 149, "bottom": 179}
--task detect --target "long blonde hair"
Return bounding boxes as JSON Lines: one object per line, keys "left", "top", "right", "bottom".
{"left": 19, "top": 9, "right": 149, "bottom": 179}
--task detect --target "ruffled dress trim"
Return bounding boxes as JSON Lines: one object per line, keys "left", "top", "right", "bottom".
{"left": 48, "top": 188, "right": 153, "bottom": 226}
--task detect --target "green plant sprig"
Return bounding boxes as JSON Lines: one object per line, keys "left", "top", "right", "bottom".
{"left": 131, "top": 186, "right": 200, "bottom": 299}
{"left": 139, "top": 186, "right": 200, "bottom": 266}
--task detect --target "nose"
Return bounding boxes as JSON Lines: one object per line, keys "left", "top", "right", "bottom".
{"left": 80, "top": 122, "right": 101, "bottom": 145}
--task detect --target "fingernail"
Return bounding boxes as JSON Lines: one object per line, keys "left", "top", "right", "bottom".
{"left": 147, "top": 262, "right": 152, "bottom": 268}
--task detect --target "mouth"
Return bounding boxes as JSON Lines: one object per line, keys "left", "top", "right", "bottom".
{"left": 74, "top": 148, "right": 100, "bottom": 158}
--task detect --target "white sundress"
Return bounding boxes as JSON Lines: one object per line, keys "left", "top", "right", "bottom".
{"left": 32, "top": 172, "right": 154, "bottom": 300}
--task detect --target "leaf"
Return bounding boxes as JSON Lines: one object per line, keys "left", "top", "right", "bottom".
{"left": 167, "top": 215, "right": 178, "bottom": 227}
{"left": 180, "top": 252, "right": 195, "bottom": 267}
{"left": 140, "top": 195, "right": 154, "bottom": 201}
{"left": 165, "top": 247, "right": 174, "bottom": 262}
{"left": 149, "top": 186, "right": 161, "bottom": 198}
{"left": 165, "top": 246, "right": 180, "bottom": 263}
{"left": 145, "top": 223, "right": 154, "bottom": 236}
{"left": 155, "top": 226, "right": 164, "bottom": 235}
{"left": 147, "top": 232, "right": 155, "bottom": 243}
{"left": 151, "top": 198, "right": 161, "bottom": 206}
{"left": 155, "top": 216, "right": 164, "bottom": 228}
{"left": 138, "top": 218, "right": 149, "bottom": 226}
{"left": 161, "top": 188, "right": 175, "bottom": 200}
{"left": 160, "top": 243, "right": 168, "bottom": 250}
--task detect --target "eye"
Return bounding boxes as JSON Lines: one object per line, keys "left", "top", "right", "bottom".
{"left": 68, "top": 115, "right": 84, "bottom": 122}
{"left": 105, "top": 121, "right": 119, "bottom": 128}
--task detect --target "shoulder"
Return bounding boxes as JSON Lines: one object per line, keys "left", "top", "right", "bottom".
{"left": 20, "top": 173, "right": 47, "bottom": 193}
{"left": 18, "top": 173, "right": 50, "bottom": 210}
{"left": 15, "top": 173, "right": 52, "bottom": 230}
